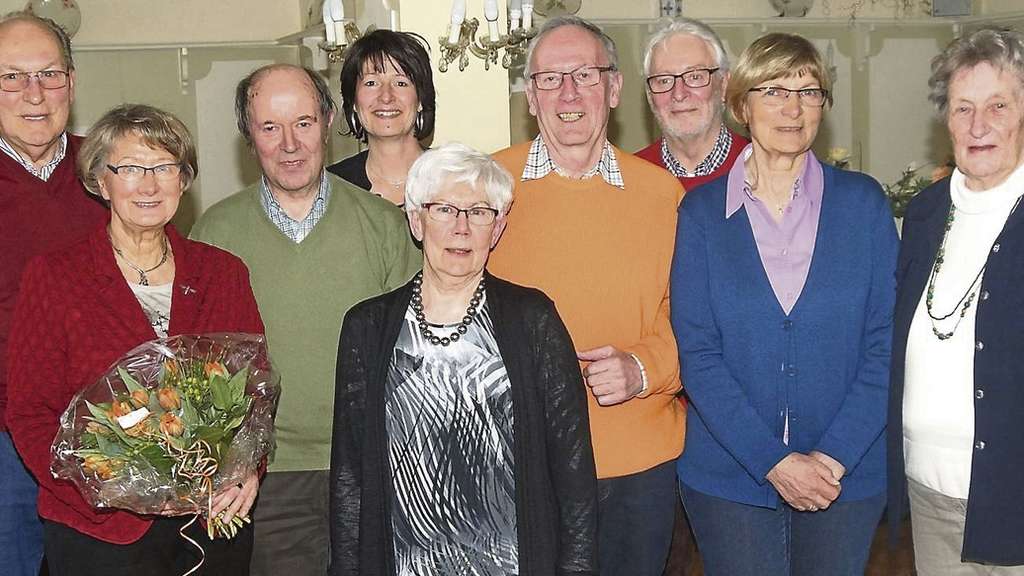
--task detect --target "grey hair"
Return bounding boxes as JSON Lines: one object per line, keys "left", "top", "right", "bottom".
{"left": 523, "top": 15, "right": 619, "bottom": 78}
{"left": 404, "top": 142, "right": 514, "bottom": 214}
{"left": 929, "top": 26, "right": 1024, "bottom": 115}
{"left": 643, "top": 18, "right": 729, "bottom": 77}
{"left": 0, "top": 11, "right": 75, "bottom": 71}
{"left": 235, "top": 64, "right": 336, "bottom": 146}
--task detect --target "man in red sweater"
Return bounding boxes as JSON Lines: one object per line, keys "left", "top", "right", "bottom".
{"left": 635, "top": 18, "right": 747, "bottom": 191}
{"left": 0, "top": 13, "right": 107, "bottom": 576}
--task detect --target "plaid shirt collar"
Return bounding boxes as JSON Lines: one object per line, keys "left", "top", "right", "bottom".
{"left": 521, "top": 135, "right": 625, "bottom": 189}
{"left": 0, "top": 132, "right": 67, "bottom": 181}
{"left": 661, "top": 123, "right": 731, "bottom": 178}
{"left": 259, "top": 170, "right": 331, "bottom": 243}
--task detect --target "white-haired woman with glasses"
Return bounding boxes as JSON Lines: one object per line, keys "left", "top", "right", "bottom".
{"left": 5, "top": 104, "right": 264, "bottom": 575}
{"left": 329, "top": 142, "right": 598, "bottom": 576}
{"left": 671, "top": 33, "right": 898, "bottom": 575}
{"left": 889, "top": 27, "right": 1024, "bottom": 573}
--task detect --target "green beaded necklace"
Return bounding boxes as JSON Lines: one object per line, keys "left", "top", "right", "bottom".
{"left": 926, "top": 195, "right": 1022, "bottom": 340}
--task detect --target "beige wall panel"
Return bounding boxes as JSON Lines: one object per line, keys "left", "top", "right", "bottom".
{"left": 0, "top": 1, "right": 302, "bottom": 45}
{"left": 194, "top": 59, "right": 277, "bottom": 213}
{"left": 67, "top": 45, "right": 301, "bottom": 232}
{"left": 867, "top": 35, "right": 952, "bottom": 185}
{"left": 400, "top": 0, "right": 512, "bottom": 153}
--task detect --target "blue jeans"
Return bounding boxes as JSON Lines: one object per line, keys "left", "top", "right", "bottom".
{"left": 1, "top": 431, "right": 43, "bottom": 576}
{"left": 681, "top": 481, "right": 885, "bottom": 576}
{"left": 598, "top": 459, "right": 677, "bottom": 576}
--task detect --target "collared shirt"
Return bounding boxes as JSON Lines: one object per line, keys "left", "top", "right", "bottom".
{"left": 0, "top": 133, "right": 67, "bottom": 182}
{"left": 521, "top": 135, "right": 625, "bottom": 189}
{"left": 259, "top": 170, "right": 331, "bottom": 243}
{"left": 725, "top": 145, "right": 824, "bottom": 316}
{"left": 661, "top": 123, "right": 732, "bottom": 179}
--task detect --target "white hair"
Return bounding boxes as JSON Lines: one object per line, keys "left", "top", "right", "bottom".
{"left": 642, "top": 17, "right": 729, "bottom": 77}
{"left": 405, "top": 142, "right": 514, "bottom": 214}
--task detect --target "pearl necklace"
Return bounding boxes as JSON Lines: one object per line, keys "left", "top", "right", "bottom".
{"left": 111, "top": 234, "right": 170, "bottom": 286}
{"left": 411, "top": 272, "right": 484, "bottom": 347}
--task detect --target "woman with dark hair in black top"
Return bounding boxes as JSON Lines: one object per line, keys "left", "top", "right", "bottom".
{"left": 327, "top": 29, "right": 436, "bottom": 205}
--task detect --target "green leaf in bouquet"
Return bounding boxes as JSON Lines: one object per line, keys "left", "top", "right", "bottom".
{"left": 210, "top": 377, "right": 233, "bottom": 412}
{"left": 79, "top": 433, "right": 99, "bottom": 449}
{"left": 194, "top": 425, "right": 226, "bottom": 446}
{"left": 117, "top": 366, "right": 146, "bottom": 393}
{"left": 95, "top": 433, "right": 125, "bottom": 456}
{"left": 85, "top": 400, "right": 114, "bottom": 425}
{"left": 223, "top": 413, "right": 246, "bottom": 433}
{"left": 163, "top": 433, "right": 187, "bottom": 451}
{"left": 139, "top": 443, "right": 174, "bottom": 475}
{"left": 226, "top": 367, "right": 249, "bottom": 406}
{"left": 180, "top": 395, "right": 200, "bottom": 428}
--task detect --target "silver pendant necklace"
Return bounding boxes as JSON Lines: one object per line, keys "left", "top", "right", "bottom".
{"left": 111, "top": 234, "right": 169, "bottom": 286}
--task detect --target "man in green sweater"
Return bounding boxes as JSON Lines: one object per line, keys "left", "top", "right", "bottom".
{"left": 191, "top": 64, "right": 418, "bottom": 576}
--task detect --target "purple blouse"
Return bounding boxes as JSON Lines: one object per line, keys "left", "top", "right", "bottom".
{"left": 725, "top": 146, "right": 824, "bottom": 316}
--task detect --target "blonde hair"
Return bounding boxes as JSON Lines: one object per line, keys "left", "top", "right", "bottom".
{"left": 726, "top": 32, "right": 832, "bottom": 125}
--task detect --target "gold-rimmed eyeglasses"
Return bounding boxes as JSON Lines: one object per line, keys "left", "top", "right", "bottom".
{"left": 0, "top": 70, "right": 70, "bottom": 92}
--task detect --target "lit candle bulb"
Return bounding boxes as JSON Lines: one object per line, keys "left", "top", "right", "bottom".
{"left": 522, "top": 1, "right": 534, "bottom": 30}
{"left": 509, "top": 0, "right": 522, "bottom": 31}
{"left": 484, "top": 0, "right": 500, "bottom": 42}
{"left": 448, "top": 0, "right": 466, "bottom": 44}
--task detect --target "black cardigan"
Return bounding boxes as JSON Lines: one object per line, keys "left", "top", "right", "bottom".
{"left": 888, "top": 178, "right": 1024, "bottom": 565}
{"left": 329, "top": 273, "right": 598, "bottom": 576}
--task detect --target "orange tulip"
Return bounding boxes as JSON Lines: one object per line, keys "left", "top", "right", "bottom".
{"left": 157, "top": 387, "right": 181, "bottom": 411}
{"left": 159, "top": 412, "right": 184, "bottom": 437}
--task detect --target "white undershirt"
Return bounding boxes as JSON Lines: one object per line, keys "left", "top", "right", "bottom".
{"left": 903, "top": 164, "right": 1024, "bottom": 499}
{"left": 130, "top": 282, "right": 173, "bottom": 338}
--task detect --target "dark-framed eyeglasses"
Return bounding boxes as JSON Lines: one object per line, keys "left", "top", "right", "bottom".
{"left": 422, "top": 202, "right": 500, "bottom": 226}
{"left": 646, "top": 68, "right": 719, "bottom": 94}
{"left": 529, "top": 65, "right": 616, "bottom": 91}
{"left": 748, "top": 86, "right": 829, "bottom": 107}
{"left": 0, "top": 70, "right": 70, "bottom": 92}
{"left": 106, "top": 163, "right": 183, "bottom": 182}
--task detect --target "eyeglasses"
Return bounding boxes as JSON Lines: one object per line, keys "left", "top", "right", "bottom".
{"left": 530, "top": 65, "right": 616, "bottom": 91}
{"left": 646, "top": 68, "right": 719, "bottom": 94}
{"left": 0, "top": 70, "right": 70, "bottom": 92}
{"left": 748, "top": 86, "right": 829, "bottom": 108}
{"left": 422, "top": 203, "right": 500, "bottom": 226}
{"left": 106, "top": 163, "right": 183, "bottom": 182}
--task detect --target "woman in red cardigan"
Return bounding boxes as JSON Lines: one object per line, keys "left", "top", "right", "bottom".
{"left": 5, "top": 104, "right": 264, "bottom": 576}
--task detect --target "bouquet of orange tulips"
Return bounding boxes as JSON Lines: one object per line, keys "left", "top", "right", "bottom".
{"left": 51, "top": 333, "right": 280, "bottom": 539}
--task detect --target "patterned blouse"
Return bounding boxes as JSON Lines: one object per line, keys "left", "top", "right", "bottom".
{"left": 385, "top": 294, "right": 518, "bottom": 575}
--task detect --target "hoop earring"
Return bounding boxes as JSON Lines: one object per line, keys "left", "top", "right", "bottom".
{"left": 348, "top": 109, "right": 365, "bottom": 140}
{"left": 414, "top": 110, "right": 424, "bottom": 138}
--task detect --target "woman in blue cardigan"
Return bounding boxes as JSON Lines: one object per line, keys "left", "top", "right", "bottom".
{"left": 671, "top": 33, "right": 898, "bottom": 575}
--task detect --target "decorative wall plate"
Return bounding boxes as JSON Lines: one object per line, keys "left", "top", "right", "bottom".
{"left": 533, "top": 0, "right": 583, "bottom": 17}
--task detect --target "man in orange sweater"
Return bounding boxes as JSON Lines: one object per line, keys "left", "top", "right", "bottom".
{"left": 488, "top": 15, "right": 685, "bottom": 576}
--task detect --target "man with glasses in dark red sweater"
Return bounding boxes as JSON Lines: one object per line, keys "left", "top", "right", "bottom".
{"left": 635, "top": 18, "right": 747, "bottom": 192}
{"left": 0, "top": 12, "right": 106, "bottom": 576}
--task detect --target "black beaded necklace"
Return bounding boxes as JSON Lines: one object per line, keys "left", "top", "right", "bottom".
{"left": 411, "top": 272, "right": 484, "bottom": 347}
